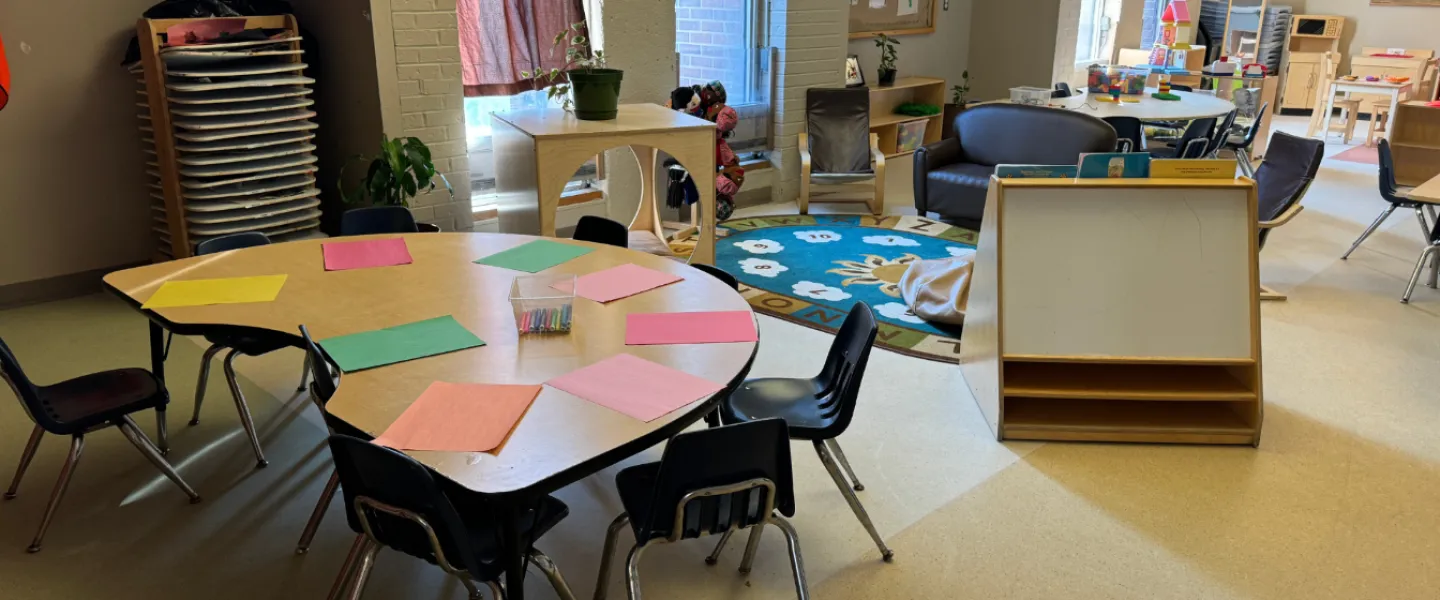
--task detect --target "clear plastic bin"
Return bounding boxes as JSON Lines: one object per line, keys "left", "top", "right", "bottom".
{"left": 1010, "top": 86, "right": 1051, "bottom": 106}
{"left": 509, "top": 274, "right": 575, "bottom": 334}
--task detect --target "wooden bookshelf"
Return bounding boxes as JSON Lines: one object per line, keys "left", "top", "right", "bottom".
{"left": 869, "top": 76, "right": 945, "bottom": 157}
{"left": 958, "top": 177, "right": 1264, "bottom": 446}
{"left": 1391, "top": 101, "right": 1440, "bottom": 186}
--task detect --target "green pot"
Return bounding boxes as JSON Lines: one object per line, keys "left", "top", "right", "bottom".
{"left": 568, "top": 68, "right": 624, "bottom": 120}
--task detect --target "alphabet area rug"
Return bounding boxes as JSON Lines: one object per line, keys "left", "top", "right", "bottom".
{"left": 715, "top": 214, "right": 977, "bottom": 363}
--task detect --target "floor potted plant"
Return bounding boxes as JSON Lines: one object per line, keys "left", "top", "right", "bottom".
{"left": 524, "top": 22, "right": 622, "bottom": 120}
{"left": 339, "top": 134, "right": 453, "bottom": 208}
{"left": 942, "top": 70, "right": 972, "bottom": 140}
{"left": 874, "top": 33, "right": 899, "bottom": 87}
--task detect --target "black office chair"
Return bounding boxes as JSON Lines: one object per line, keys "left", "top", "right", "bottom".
{"left": 714, "top": 302, "right": 892, "bottom": 561}
{"left": 1202, "top": 109, "right": 1240, "bottom": 159}
{"left": 692, "top": 264, "right": 739, "bottom": 291}
{"left": 594, "top": 419, "right": 808, "bottom": 600}
{"left": 188, "top": 232, "right": 300, "bottom": 469}
{"left": 1149, "top": 117, "right": 1216, "bottom": 159}
{"left": 1224, "top": 102, "right": 1270, "bottom": 177}
{"left": 1343, "top": 139, "right": 1440, "bottom": 260}
{"left": 1103, "top": 116, "right": 1144, "bottom": 152}
{"left": 1, "top": 336, "right": 200, "bottom": 552}
{"left": 1051, "top": 82, "right": 1074, "bottom": 99}
{"left": 293, "top": 325, "right": 374, "bottom": 554}
{"left": 325, "top": 434, "right": 578, "bottom": 600}
{"left": 572, "top": 215, "right": 629, "bottom": 248}
{"left": 340, "top": 206, "right": 419, "bottom": 235}
{"left": 1169, "top": 84, "right": 1193, "bottom": 92}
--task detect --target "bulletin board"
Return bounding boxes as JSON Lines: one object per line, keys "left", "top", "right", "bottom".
{"left": 849, "top": 0, "right": 937, "bottom": 39}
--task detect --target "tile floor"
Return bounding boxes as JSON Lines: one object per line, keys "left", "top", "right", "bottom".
{"left": 0, "top": 116, "right": 1437, "bottom": 599}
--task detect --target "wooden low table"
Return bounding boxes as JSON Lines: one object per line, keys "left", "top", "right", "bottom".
{"left": 1307, "top": 79, "right": 1414, "bottom": 143}
{"left": 491, "top": 104, "right": 719, "bottom": 264}
{"left": 1408, "top": 175, "right": 1440, "bottom": 290}
{"left": 102, "top": 232, "right": 757, "bottom": 599}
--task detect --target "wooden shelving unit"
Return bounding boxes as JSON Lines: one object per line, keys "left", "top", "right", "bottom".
{"left": 1391, "top": 101, "right": 1440, "bottom": 187}
{"left": 868, "top": 76, "right": 945, "bottom": 157}
{"left": 1279, "top": 15, "right": 1343, "bottom": 111}
{"left": 959, "top": 177, "right": 1263, "bottom": 446}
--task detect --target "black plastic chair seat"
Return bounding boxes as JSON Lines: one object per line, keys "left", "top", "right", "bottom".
{"left": 203, "top": 329, "right": 292, "bottom": 356}
{"left": 435, "top": 489, "right": 568, "bottom": 581}
{"left": 38, "top": 369, "right": 167, "bottom": 434}
{"left": 719, "top": 377, "right": 835, "bottom": 438}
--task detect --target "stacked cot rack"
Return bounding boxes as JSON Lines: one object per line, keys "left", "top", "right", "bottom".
{"left": 133, "top": 15, "right": 322, "bottom": 260}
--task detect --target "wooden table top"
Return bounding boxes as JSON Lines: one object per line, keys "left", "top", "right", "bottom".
{"left": 491, "top": 103, "right": 714, "bottom": 140}
{"left": 102, "top": 233, "right": 757, "bottom": 497}
{"left": 1331, "top": 79, "right": 1413, "bottom": 91}
{"left": 1409, "top": 174, "right": 1440, "bottom": 204}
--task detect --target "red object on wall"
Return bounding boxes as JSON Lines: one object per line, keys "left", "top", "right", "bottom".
{"left": 0, "top": 34, "right": 10, "bottom": 111}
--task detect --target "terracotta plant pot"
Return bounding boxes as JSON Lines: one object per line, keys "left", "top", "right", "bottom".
{"left": 568, "top": 68, "right": 624, "bottom": 120}
{"left": 878, "top": 68, "right": 897, "bottom": 87}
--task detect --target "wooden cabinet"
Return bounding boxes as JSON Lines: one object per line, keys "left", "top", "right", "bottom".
{"left": 1349, "top": 48, "right": 1433, "bottom": 112}
{"left": 1391, "top": 102, "right": 1440, "bottom": 187}
{"left": 1281, "top": 58, "right": 1320, "bottom": 110}
{"left": 1279, "top": 15, "right": 1342, "bottom": 112}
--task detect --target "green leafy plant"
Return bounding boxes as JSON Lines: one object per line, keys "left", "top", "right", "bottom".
{"left": 874, "top": 33, "right": 900, "bottom": 71}
{"left": 339, "top": 135, "right": 452, "bottom": 208}
{"left": 521, "top": 22, "right": 607, "bottom": 111}
{"left": 896, "top": 102, "right": 941, "bottom": 116}
{"left": 951, "top": 70, "right": 972, "bottom": 105}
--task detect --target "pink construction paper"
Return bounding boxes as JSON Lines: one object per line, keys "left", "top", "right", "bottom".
{"left": 323, "top": 238, "right": 414, "bottom": 271}
{"left": 626, "top": 311, "right": 757, "bottom": 345}
{"left": 545, "top": 354, "right": 725, "bottom": 422}
{"left": 554, "top": 263, "right": 683, "bottom": 303}
{"left": 370, "top": 382, "right": 541, "bottom": 453}
{"left": 166, "top": 19, "right": 247, "bottom": 46}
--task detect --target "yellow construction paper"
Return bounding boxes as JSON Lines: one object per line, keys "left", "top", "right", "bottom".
{"left": 142, "top": 275, "right": 288, "bottom": 309}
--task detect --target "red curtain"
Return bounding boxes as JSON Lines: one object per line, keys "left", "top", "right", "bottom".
{"left": 0, "top": 34, "right": 10, "bottom": 110}
{"left": 458, "top": 0, "right": 588, "bottom": 97}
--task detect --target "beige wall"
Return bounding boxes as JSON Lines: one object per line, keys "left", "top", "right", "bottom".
{"left": 968, "top": 0, "right": 1062, "bottom": 101}
{"left": 1293, "top": 1, "right": 1440, "bottom": 72}
{"left": 846, "top": 0, "right": 974, "bottom": 100}
{"left": 0, "top": 0, "right": 161, "bottom": 286}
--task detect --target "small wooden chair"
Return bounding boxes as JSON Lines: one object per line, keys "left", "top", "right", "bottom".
{"left": 1367, "top": 102, "right": 1392, "bottom": 147}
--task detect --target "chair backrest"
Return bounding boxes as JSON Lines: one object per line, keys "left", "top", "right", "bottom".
{"left": 691, "top": 264, "right": 738, "bottom": 290}
{"left": 805, "top": 88, "right": 872, "bottom": 175}
{"left": 1204, "top": 110, "right": 1239, "bottom": 157}
{"left": 1255, "top": 131, "right": 1325, "bottom": 248}
{"left": 634, "top": 419, "right": 794, "bottom": 543}
{"left": 812, "top": 302, "right": 878, "bottom": 436}
{"left": 0, "top": 336, "right": 53, "bottom": 431}
{"left": 416, "top": 222, "right": 442, "bottom": 233}
{"left": 328, "top": 434, "right": 483, "bottom": 576}
{"left": 572, "top": 215, "right": 628, "bottom": 248}
{"left": 1234, "top": 102, "right": 1270, "bottom": 150}
{"left": 299, "top": 325, "right": 338, "bottom": 404}
{"left": 195, "top": 232, "right": 270, "bottom": 255}
{"left": 1103, "top": 117, "right": 1143, "bottom": 153}
{"left": 1377, "top": 139, "right": 1405, "bottom": 204}
{"left": 954, "top": 104, "right": 1118, "bottom": 167}
{"left": 340, "top": 206, "right": 419, "bottom": 235}
{"left": 1175, "top": 117, "right": 1217, "bottom": 159}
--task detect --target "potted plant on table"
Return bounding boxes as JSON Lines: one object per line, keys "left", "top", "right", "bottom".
{"left": 523, "top": 22, "right": 623, "bottom": 120}
{"left": 942, "top": 70, "right": 972, "bottom": 140}
{"left": 339, "top": 134, "right": 453, "bottom": 208}
{"left": 874, "top": 33, "right": 900, "bottom": 87}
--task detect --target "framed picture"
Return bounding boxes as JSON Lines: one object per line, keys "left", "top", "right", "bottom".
{"left": 845, "top": 55, "right": 865, "bottom": 88}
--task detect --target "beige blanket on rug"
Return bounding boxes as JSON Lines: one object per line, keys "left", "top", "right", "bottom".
{"left": 898, "top": 255, "right": 973, "bottom": 326}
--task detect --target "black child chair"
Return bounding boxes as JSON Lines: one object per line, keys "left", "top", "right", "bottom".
{"left": 573, "top": 215, "right": 629, "bottom": 248}
{"left": 325, "top": 435, "right": 578, "bottom": 600}
{"left": 691, "top": 264, "right": 739, "bottom": 291}
{"left": 594, "top": 419, "right": 808, "bottom": 600}
{"left": 293, "top": 325, "right": 374, "bottom": 554}
{"left": 1342, "top": 139, "right": 1440, "bottom": 260}
{"left": 1, "top": 335, "right": 201, "bottom": 552}
{"left": 340, "top": 206, "right": 419, "bottom": 235}
{"left": 713, "top": 302, "right": 892, "bottom": 561}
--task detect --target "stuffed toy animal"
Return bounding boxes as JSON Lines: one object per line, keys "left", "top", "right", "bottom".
{"left": 664, "top": 81, "right": 743, "bottom": 221}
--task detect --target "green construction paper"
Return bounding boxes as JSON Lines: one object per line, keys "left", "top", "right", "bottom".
{"left": 473, "top": 240, "right": 595, "bottom": 273}
{"left": 319, "top": 315, "right": 486, "bottom": 372}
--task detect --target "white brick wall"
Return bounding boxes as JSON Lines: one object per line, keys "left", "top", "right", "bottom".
{"left": 768, "top": 0, "right": 847, "bottom": 204}
{"left": 389, "top": 0, "right": 473, "bottom": 230}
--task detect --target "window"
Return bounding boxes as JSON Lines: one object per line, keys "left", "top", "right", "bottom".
{"left": 1140, "top": 0, "right": 1171, "bottom": 49}
{"left": 676, "top": 0, "right": 771, "bottom": 156}
{"left": 1075, "top": 0, "right": 1122, "bottom": 65}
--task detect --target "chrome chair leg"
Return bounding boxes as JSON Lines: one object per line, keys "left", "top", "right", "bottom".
{"left": 738, "top": 525, "right": 764, "bottom": 574}
{"left": 826, "top": 439, "right": 864, "bottom": 491}
{"left": 624, "top": 544, "right": 647, "bottom": 600}
{"left": 1235, "top": 149, "right": 1255, "bottom": 178}
{"left": 223, "top": 348, "right": 268, "bottom": 468}
{"left": 118, "top": 416, "right": 201, "bottom": 503}
{"left": 27, "top": 435, "right": 84, "bottom": 553}
{"left": 814, "top": 441, "right": 893, "bottom": 562}
{"left": 296, "top": 469, "right": 341, "bottom": 554}
{"left": 4, "top": 425, "right": 43, "bottom": 499}
{"left": 1342, "top": 205, "right": 1397, "bottom": 259}
{"left": 1402, "top": 245, "right": 1438, "bottom": 303}
{"left": 190, "top": 343, "right": 225, "bottom": 425}
{"left": 298, "top": 353, "right": 312, "bottom": 392}
{"left": 528, "top": 549, "right": 579, "bottom": 600}
{"left": 155, "top": 407, "right": 169, "bottom": 455}
{"left": 771, "top": 516, "right": 811, "bottom": 600}
{"left": 594, "top": 513, "right": 630, "bottom": 600}
{"left": 343, "top": 540, "right": 382, "bottom": 600}
{"left": 326, "top": 535, "right": 368, "bottom": 600}
{"left": 1417, "top": 207, "right": 1432, "bottom": 240}
{"left": 458, "top": 575, "right": 483, "bottom": 600}
{"left": 704, "top": 529, "right": 734, "bottom": 565}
